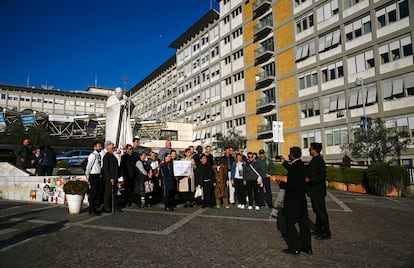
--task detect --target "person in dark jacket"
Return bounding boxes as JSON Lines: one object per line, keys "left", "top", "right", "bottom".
{"left": 279, "top": 147, "right": 312, "bottom": 255}
{"left": 195, "top": 154, "right": 216, "bottom": 208}
{"left": 120, "top": 144, "right": 136, "bottom": 207}
{"left": 135, "top": 151, "right": 153, "bottom": 208}
{"left": 37, "top": 145, "right": 57, "bottom": 176}
{"left": 15, "top": 138, "right": 34, "bottom": 170}
{"left": 102, "top": 141, "right": 119, "bottom": 213}
{"left": 307, "top": 142, "right": 331, "bottom": 240}
{"left": 160, "top": 152, "right": 175, "bottom": 211}
{"left": 243, "top": 152, "right": 263, "bottom": 210}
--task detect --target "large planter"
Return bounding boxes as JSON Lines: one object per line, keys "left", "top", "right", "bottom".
{"left": 386, "top": 187, "right": 400, "bottom": 197}
{"left": 66, "top": 194, "right": 84, "bottom": 214}
{"left": 347, "top": 184, "right": 366, "bottom": 193}
{"left": 329, "top": 182, "right": 347, "bottom": 191}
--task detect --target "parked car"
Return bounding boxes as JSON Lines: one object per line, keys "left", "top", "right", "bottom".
{"left": 56, "top": 149, "right": 93, "bottom": 167}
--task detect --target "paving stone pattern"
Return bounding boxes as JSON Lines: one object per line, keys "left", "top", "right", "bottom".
{"left": 0, "top": 188, "right": 414, "bottom": 267}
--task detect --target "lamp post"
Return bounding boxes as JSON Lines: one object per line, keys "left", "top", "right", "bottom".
{"left": 355, "top": 77, "right": 370, "bottom": 165}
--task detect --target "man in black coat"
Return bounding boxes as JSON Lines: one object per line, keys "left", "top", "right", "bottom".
{"left": 307, "top": 142, "right": 331, "bottom": 240}
{"left": 102, "top": 141, "right": 119, "bottom": 213}
{"left": 280, "top": 147, "right": 312, "bottom": 255}
{"left": 195, "top": 154, "right": 216, "bottom": 208}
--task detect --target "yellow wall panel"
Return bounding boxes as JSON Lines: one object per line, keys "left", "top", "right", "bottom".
{"left": 244, "top": 0, "right": 252, "bottom": 20}
{"left": 276, "top": 49, "right": 295, "bottom": 76}
{"left": 278, "top": 76, "right": 296, "bottom": 103}
{"left": 244, "top": 20, "right": 255, "bottom": 43}
{"left": 274, "top": 0, "right": 292, "bottom": 24}
{"left": 280, "top": 104, "right": 298, "bottom": 130}
{"left": 245, "top": 66, "right": 259, "bottom": 89}
{"left": 245, "top": 43, "right": 258, "bottom": 65}
{"left": 248, "top": 139, "right": 262, "bottom": 154}
{"left": 280, "top": 132, "right": 300, "bottom": 156}
{"left": 275, "top": 22, "right": 293, "bottom": 50}
{"left": 246, "top": 113, "right": 260, "bottom": 136}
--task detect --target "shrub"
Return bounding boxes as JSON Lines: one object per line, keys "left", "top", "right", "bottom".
{"left": 363, "top": 163, "right": 410, "bottom": 196}
{"left": 57, "top": 161, "right": 70, "bottom": 168}
{"left": 63, "top": 180, "right": 89, "bottom": 195}
{"left": 274, "top": 162, "right": 287, "bottom": 176}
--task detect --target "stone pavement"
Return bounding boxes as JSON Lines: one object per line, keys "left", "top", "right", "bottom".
{"left": 1, "top": 187, "right": 414, "bottom": 268}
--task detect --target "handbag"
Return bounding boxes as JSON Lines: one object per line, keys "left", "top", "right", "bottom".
{"left": 194, "top": 185, "right": 203, "bottom": 198}
{"left": 144, "top": 180, "right": 154, "bottom": 193}
{"left": 249, "top": 163, "right": 263, "bottom": 187}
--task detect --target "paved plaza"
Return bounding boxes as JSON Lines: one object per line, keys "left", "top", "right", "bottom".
{"left": 1, "top": 186, "right": 414, "bottom": 268}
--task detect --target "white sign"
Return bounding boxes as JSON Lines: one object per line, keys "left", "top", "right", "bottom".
{"left": 272, "top": 121, "right": 284, "bottom": 143}
{"left": 173, "top": 160, "right": 192, "bottom": 177}
{"left": 49, "top": 114, "right": 74, "bottom": 123}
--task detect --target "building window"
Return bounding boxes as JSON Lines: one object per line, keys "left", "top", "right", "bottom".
{"left": 225, "top": 77, "right": 232, "bottom": 86}
{"left": 316, "top": 0, "right": 339, "bottom": 23}
{"left": 232, "top": 6, "right": 242, "bottom": 18}
{"left": 323, "top": 92, "right": 346, "bottom": 113}
{"left": 234, "top": 94, "right": 245, "bottom": 104}
{"left": 295, "top": 40, "right": 316, "bottom": 62}
{"left": 379, "top": 36, "right": 412, "bottom": 64}
{"left": 321, "top": 60, "right": 343, "bottom": 82}
{"left": 211, "top": 45, "right": 219, "bottom": 58}
{"left": 326, "top": 127, "right": 348, "bottom": 146}
{"left": 302, "top": 130, "right": 321, "bottom": 149}
{"left": 376, "top": 0, "right": 409, "bottom": 28}
{"left": 232, "top": 27, "right": 243, "bottom": 39}
{"left": 295, "top": 0, "right": 310, "bottom": 8}
{"left": 301, "top": 99, "right": 320, "bottom": 118}
{"left": 349, "top": 84, "right": 377, "bottom": 108}
{"left": 345, "top": 15, "right": 371, "bottom": 41}
{"left": 233, "top": 49, "right": 244, "bottom": 60}
{"left": 224, "top": 35, "right": 231, "bottom": 45}
{"left": 225, "top": 98, "right": 232, "bottom": 107}
{"left": 223, "top": 15, "right": 230, "bottom": 24}
{"left": 233, "top": 71, "right": 244, "bottom": 81}
{"left": 383, "top": 74, "right": 414, "bottom": 100}
{"left": 298, "top": 71, "right": 318, "bottom": 90}
{"left": 319, "top": 28, "right": 340, "bottom": 53}
{"left": 226, "top": 120, "right": 233, "bottom": 128}
{"left": 347, "top": 50, "right": 375, "bottom": 75}
{"left": 235, "top": 117, "right": 246, "bottom": 126}
{"left": 296, "top": 12, "right": 314, "bottom": 34}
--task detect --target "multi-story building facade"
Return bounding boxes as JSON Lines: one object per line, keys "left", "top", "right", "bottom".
{"left": 131, "top": 0, "right": 414, "bottom": 165}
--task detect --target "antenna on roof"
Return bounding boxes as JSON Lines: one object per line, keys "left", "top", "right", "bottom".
{"left": 94, "top": 75, "right": 98, "bottom": 87}
{"left": 26, "top": 74, "right": 30, "bottom": 87}
{"left": 122, "top": 74, "right": 128, "bottom": 91}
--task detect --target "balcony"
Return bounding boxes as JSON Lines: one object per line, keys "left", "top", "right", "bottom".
{"left": 253, "top": 18, "right": 273, "bottom": 42}
{"left": 256, "top": 96, "right": 275, "bottom": 114}
{"left": 253, "top": 0, "right": 272, "bottom": 19}
{"left": 257, "top": 124, "right": 273, "bottom": 140}
{"left": 255, "top": 70, "right": 275, "bottom": 90}
{"left": 254, "top": 45, "right": 274, "bottom": 65}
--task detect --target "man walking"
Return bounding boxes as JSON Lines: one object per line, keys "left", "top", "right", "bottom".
{"left": 280, "top": 147, "right": 312, "bottom": 255}
{"left": 307, "top": 142, "right": 331, "bottom": 240}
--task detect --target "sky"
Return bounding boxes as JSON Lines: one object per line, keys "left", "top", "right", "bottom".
{"left": 0, "top": 0, "right": 220, "bottom": 92}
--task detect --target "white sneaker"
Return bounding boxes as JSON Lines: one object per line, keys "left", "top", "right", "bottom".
{"left": 255, "top": 206, "right": 260, "bottom": 211}
{"left": 237, "top": 204, "right": 242, "bottom": 209}
{"left": 247, "top": 206, "right": 253, "bottom": 210}
{"left": 239, "top": 204, "right": 245, "bottom": 209}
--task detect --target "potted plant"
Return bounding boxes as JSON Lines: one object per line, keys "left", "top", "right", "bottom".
{"left": 56, "top": 160, "right": 71, "bottom": 176}
{"left": 363, "top": 164, "right": 410, "bottom": 196}
{"left": 63, "top": 180, "right": 89, "bottom": 214}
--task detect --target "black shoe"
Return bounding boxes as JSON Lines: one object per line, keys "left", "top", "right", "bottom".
{"left": 102, "top": 209, "right": 111, "bottom": 213}
{"left": 88, "top": 210, "right": 101, "bottom": 216}
{"left": 283, "top": 249, "right": 300, "bottom": 255}
{"left": 300, "top": 248, "right": 313, "bottom": 254}
{"left": 164, "top": 206, "right": 174, "bottom": 211}
{"left": 316, "top": 233, "right": 331, "bottom": 240}
{"left": 311, "top": 230, "right": 322, "bottom": 236}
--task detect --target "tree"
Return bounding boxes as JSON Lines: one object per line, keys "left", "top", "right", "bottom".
{"left": 348, "top": 118, "right": 411, "bottom": 164}
{"left": 214, "top": 128, "right": 247, "bottom": 151}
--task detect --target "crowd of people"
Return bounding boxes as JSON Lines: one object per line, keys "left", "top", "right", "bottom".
{"left": 14, "top": 137, "right": 332, "bottom": 255}
{"left": 14, "top": 138, "right": 57, "bottom": 176}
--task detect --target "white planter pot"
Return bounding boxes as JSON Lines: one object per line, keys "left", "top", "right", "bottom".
{"left": 66, "top": 194, "right": 84, "bottom": 214}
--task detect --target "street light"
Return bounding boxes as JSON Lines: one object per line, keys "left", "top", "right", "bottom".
{"left": 355, "top": 77, "right": 370, "bottom": 165}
